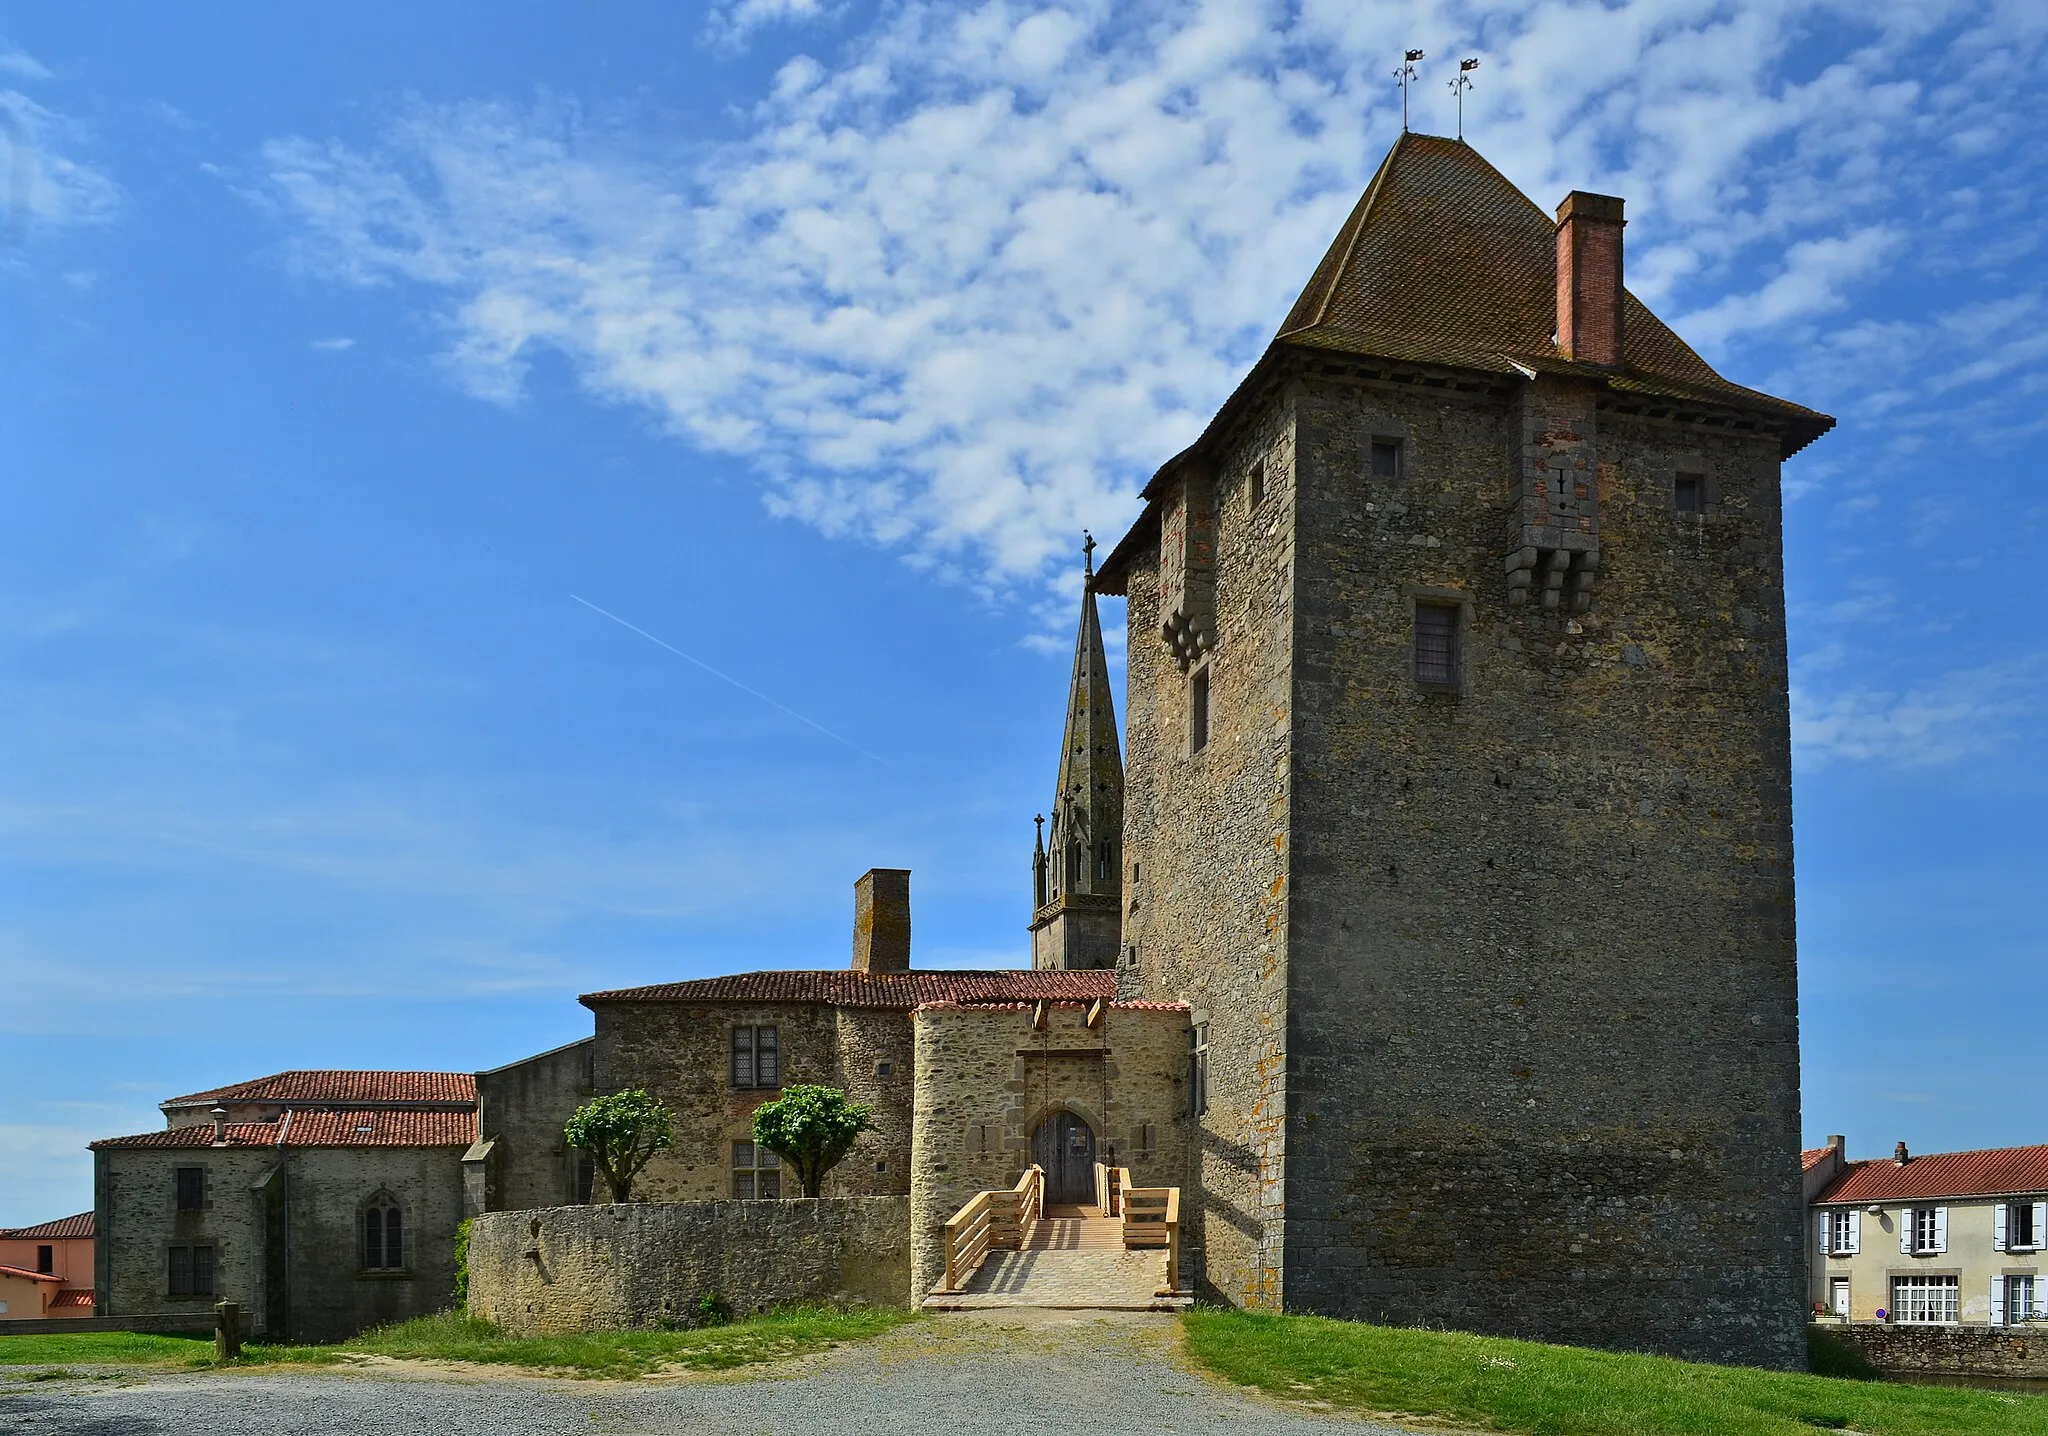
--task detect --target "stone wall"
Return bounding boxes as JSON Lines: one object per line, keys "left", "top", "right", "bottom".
{"left": 95, "top": 1146, "right": 275, "bottom": 1332}
{"left": 588, "top": 1000, "right": 913, "bottom": 1201}
{"left": 474, "top": 1037, "right": 594, "bottom": 1215}
{"left": 1118, "top": 378, "right": 1299, "bottom": 1308}
{"left": 908, "top": 1001, "right": 1190, "bottom": 1300}
{"left": 466, "top": 1198, "right": 910, "bottom": 1334}
{"left": 1822, "top": 1322, "right": 2048, "bottom": 1378}
{"left": 1277, "top": 367, "right": 1805, "bottom": 1368}
{"left": 278, "top": 1145, "right": 467, "bottom": 1343}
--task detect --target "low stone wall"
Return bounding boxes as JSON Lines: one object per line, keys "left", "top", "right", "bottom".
{"left": 467, "top": 1198, "right": 911, "bottom": 1335}
{"left": 0, "top": 1314, "right": 212, "bottom": 1338}
{"left": 1819, "top": 1322, "right": 2048, "bottom": 1378}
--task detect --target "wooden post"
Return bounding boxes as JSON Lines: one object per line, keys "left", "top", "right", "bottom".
{"left": 214, "top": 1300, "right": 242, "bottom": 1360}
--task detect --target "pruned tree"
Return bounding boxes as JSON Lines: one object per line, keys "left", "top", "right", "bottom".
{"left": 750, "top": 1084, "right": 874, "bottom": 1198}
{"left": 564, "top": 1089, "right": 673, "bottom": 1203}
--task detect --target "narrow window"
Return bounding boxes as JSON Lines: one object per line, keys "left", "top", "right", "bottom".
{"left": 1188, "top": 667, "right": 1211, "bottom": 753}
{"left": 731, "top": 1025, "right": 780, "bottom": 1088}
{"left": 168, "top": 1246, "right": 192, "bottom": 1296}
{"left": 1414, "top": 603, "right": 1460, "bottom": 689}
{"left": 175, "top": 1166, "right": 205, "bottom": 1212}
{"left": 191, "top": 1245, "right": 215, "bottom": 1296}
{"left": 731, "top": 1026, "right": 754, "bottom": 1088}
{"left": 2016, "top": 1202, "right": 2041, "bottom": 1249}
{"left": 1370, "top": 438, "right": 1402, "bottom": 479}
{"left": 1674, "top": 472, "right": 1705, "bottom": 513}
{"left": 875, "top": 1059, "right": 894, "bottom": 1079}
{"left": 35, "top": 1245, "right": 53, "bottom": 1275}
{"left": 1138, "top": 1123, "right": 1156, "bottom": 1158}
{"left": 1247, "top": 461, "right": 1266, "bottom": 509}
{"left": 732, "top": 1140, "right": 782, "bottom": 1199}
{"left": 1097, "top": 840, "right": 1113, "bottom": 882}
{"left": 1067, "top": 841, "right": 1082, "bottom": 887}
{"left": 574, "top": 1152, "right": 594, "bottom": 1205}
{"left": 1913, "top": 1206, "right": 1940, "bottom": 1253}
{"left": 1188, "top": 1024, "right": 1209, "bottom": 1117}
{"left": 363, "top": 1199, "right": 404, "bottom": 1270}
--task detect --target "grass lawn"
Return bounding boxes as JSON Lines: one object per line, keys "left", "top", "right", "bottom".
{"left": 0, "top": 1305, "right": 919, "bottom": 1380}
{"left": 1182, "top": 1309, "right": 2048, "bottom": 1436}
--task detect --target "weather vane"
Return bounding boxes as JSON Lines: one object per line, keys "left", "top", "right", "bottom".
{"left": 1394, "top": 49, "right": 1424, "bottom": 132}
{"left": 1449, "top": 57, "right": 1479, "bottom": 141}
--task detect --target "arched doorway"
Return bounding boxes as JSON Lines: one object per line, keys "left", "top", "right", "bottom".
{"left": 1031, "top": 1111, "right": 1097, "bottom": 1206}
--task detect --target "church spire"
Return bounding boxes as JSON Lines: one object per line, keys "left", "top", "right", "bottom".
{"left": 1030, "top": 537, "right": 1125, "bottom": 971}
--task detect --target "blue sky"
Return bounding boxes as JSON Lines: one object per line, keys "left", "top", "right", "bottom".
{"left": 3, "top": 0, "right": 2044, "bottom": 1225}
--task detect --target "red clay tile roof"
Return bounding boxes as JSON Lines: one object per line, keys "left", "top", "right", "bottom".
{"left": 582, "top": 968, "right": 1119, "bottom": 1009}
{"left": 916, "top": 998, "right": 1188, "bottom": 1012}
{"left": 0, "top": 1212, "right": 93, "bottom": 1240}
{"left": 161, "top": 1070, "right": 477, "bottom": 1110}
{"left": 1802, "top": 1147, "right": 1834, "bottom": 1172}
{"left": 1815, "top": 1145, "right": 2048, "bottom": 1204}
{"left": 93, "top": 1109, "right": 477, "bottom": 1151}
{"left": 50, "top": 1289, "right": 93, "bottom": 1309}
{"left": 0, "top": 1264, "right": 63, "bottom": 1283}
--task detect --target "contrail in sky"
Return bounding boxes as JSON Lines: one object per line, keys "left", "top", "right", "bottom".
{"left": 571, "top": 594, "right": 888, "bottom": 766}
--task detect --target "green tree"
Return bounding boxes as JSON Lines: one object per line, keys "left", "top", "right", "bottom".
{"left": 751, "top": 1084, "right": 874, "bottom": 1198}
{"left": 564, "top": 1089, "right": 673, "bottom": 1203}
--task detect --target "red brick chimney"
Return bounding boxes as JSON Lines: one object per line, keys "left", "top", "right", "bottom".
{"left": 1555, "top": 191, "right": 1626, "bottom": 366}
{"left": 851, "top": 868, "right": 911, "bottom": 974}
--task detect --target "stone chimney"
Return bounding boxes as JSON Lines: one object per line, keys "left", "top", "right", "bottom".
{"left": 1827, "top": 1134, "right": 1845, "bottom": 1156}
{"left": 1555, "top": 191, "right": 1626, "bottom": 366}
{"left": 851, "top": 868, "right": 911, "bottom": 974}
{"left": 1894, "top": 1140, "right": 1911, "bottom": 1166}
{"left": 211, "top": 1106, "right": 229, "bottom": 1145}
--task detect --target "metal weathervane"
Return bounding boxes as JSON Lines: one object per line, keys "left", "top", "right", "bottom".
{"left": 1449, "top": 57, "right": 1479, "bottom": 141}
{"left": 1394, "top": 49, "right": 1424, "bottom": 131}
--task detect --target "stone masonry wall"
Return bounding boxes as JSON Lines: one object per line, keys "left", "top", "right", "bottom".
{"left": 96, "top": 1147, "right": 274, "bottom": 1331}
{"left": 1280, "top": 366, "right": 1805, "bottom": 1368}
{"left": 467, "top": 1198, "right": 910, "bottom": 1334}
{"left": 1119, "top": 382, "right": 1298, "bottom": 1307}
{"left": 280, "top": 1145, "right": 467, "bottom": 1343}
{"left": 476, "top": 1037, "right": 594, "bottom": 1214}
{"left": 908, "top": 1002, "right": 1190, "bottom": 1299}
{"left": 1821, "top": 1322, "right": 2048, "bottom": 1378}
{"left": 590, "top": 1001, "right": 912, "bottom": 1201}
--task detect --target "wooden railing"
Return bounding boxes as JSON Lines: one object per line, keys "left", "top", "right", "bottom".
{"left": 1122, "top": 1185, "right": 1182, "bottom": 1295}
{"left": 1093, "top": 1162, "right": 1129, "bottom": 1217}
{"left": 938, "top": 1165, "right": 1043, "bottom": 1293}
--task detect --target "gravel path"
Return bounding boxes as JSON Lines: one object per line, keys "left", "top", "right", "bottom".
{"left": 0, "top": 1311, "right": 1411, "bottom": 1435}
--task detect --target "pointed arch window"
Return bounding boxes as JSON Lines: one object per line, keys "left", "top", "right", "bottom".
{"left": 362, "top": 1195, "right": 405, "bottom": 1271}
{"left": 1067, "top": 841, "right": 1083, "bottom": 887}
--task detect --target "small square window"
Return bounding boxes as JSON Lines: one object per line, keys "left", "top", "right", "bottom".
{"left": 875, "top": 1060, "right": 894, "bottom": 1079}
{"left": 1188, "top": 667, "right": 1211, "bottom": 753}
{"left": 1247, "top": 461, "right": 1266, "bottom": 509}
{"left": 1674, "top": 472, "right": 1705, "bottom": 514}
{"left": 1370, "top": 438, "right": 1402, "bottom": 479}
{"left": 1413, "top": 603, "right": 1461, "bottom": 689}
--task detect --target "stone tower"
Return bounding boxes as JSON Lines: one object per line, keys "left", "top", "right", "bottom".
{"left": 1030, "top": 543, "right": 1125, "bottom": 971}
{"left": 1094, "top": 133, "right": 1831, "bottom": 1368}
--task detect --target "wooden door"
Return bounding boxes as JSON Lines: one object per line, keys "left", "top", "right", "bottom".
{"left": 1032, "top": 1111, "right": 1096, "bottom": 1205}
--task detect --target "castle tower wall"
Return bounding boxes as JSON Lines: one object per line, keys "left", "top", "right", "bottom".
{"left": 1276, "top": 370, "right": 1804, "bottom": 1366}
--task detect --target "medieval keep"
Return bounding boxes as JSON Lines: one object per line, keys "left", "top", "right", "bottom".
{"left": 87, "top": 132, "right": 1829, "bottom": 1369}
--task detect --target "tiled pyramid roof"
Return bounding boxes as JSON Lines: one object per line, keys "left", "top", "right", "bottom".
{"left": 161, "top": 1070, "right": 477, "bottom": 1110}
{"left": 1274, "top": 133, "right": 1830, "bottom": 446}
{"left": 1814, "top": 1145, "right": 2048, "bottom": 1204}
{"left": 0, "top": 1212, "right": 93, "bottom": 1240}
{"left": 93, "top": 1109, "right": 477, "bottom": 1151}
{"left": 583, "top": 968, "right": 1118, "bottom": 1009}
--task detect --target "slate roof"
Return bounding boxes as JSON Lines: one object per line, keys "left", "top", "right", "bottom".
{"left": 160, "top": 1070, "right": 477, "bottom": 1110}
{"left": 92, "top": 1109, "right": 477, "bottom": 1151}
{"left": 1813, "top": 1145, "right": 2048, "bottom": 1204}
{"left": 583, "top": 968, "right": 1119, "bottom": 1009}
{"left": 0, "top": 1212, "right": 93, "bottom": 1240}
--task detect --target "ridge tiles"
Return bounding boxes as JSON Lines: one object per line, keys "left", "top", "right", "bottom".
{"left": 583, "top": 968, "right": 1118, "bottom": 1008}
{"left": 1816, "top": 1144, "right": 2048, "bottom": 1204}
{"left": 160, "top": 1070, "right": 477, "bottom": 1109}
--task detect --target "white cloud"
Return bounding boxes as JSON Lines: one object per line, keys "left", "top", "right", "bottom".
{"left": 255, "top": 0, "right": 2048, "bottom": 599}
{"left": 0, "top": 40, "right": 52, "bottom": 81}
{"left": 704, "top": 0, "right": 834, "bottom": 52}
{"left": 1792, "top": 657, "right": 2042, "bottom": 770}
{"left": 310, "top": 335, "right": 355, "bottom": 350}
{"left": 0, "top": 89, "right": 119, "bottom": 236}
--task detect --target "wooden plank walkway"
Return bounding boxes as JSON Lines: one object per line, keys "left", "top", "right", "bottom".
{"left": 924, "top": 1208, "right": 1191, "bottom": 1311}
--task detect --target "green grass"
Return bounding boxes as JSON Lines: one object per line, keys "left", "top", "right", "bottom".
{"left": 0, "top": 1305, "right": 919, "bottom": 1380}
{"left": 1182, "top": 1309, "right": 2048, "bottom": 1436}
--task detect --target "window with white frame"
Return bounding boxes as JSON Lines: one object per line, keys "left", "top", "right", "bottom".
{"left": 1826, "top": 1209, "right": 1859, "bottom": 1255}
{"left": 1905, "top": 1205, "right": 1947, "bottom": 1255}
{"left": 731, "top": 1140, "right": 782, "bottom": 1199}
{"left": 1997, "top": 1274, "right": 2042, "bottom": 1326}
{"left": 2000, "top": 1199, "right": 2047, "bottom": 1252}
{"left": 1890, "top": 1275, "right": 1958, "bottom": 1324}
